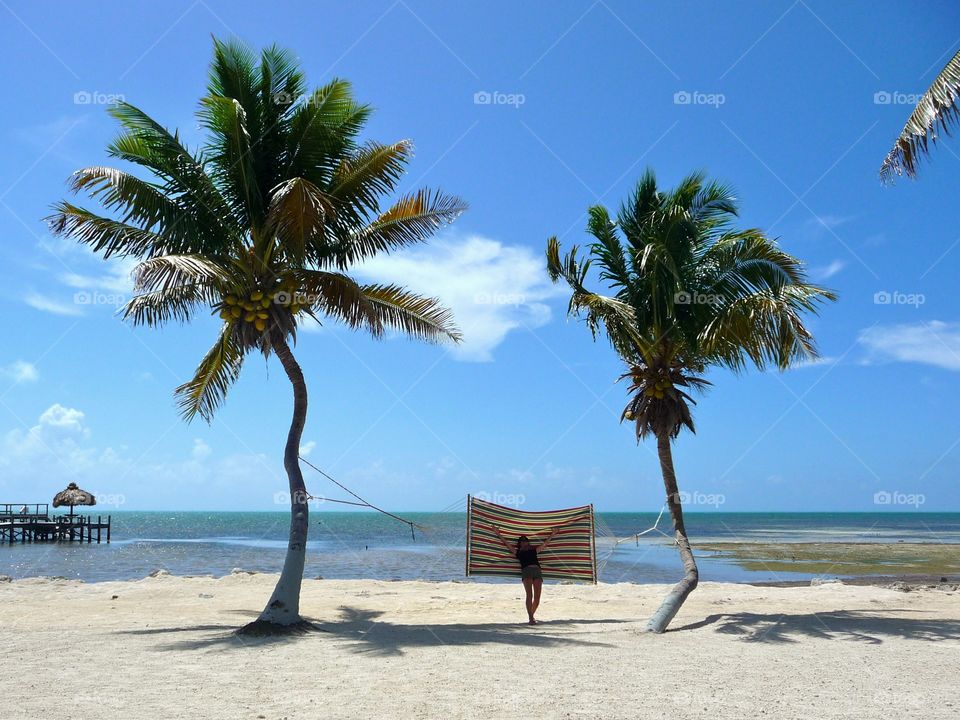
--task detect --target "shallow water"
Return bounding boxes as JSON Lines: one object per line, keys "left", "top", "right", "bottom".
{"left": 2, "top": 511, "right": 958, "bottom": 583}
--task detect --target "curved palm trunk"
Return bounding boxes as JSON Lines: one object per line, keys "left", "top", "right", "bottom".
{"left": 240, "top": 335, "right": 310, "bottom": 633}
{"left": 646, "top": 432, "right": 699, "bottom": 633}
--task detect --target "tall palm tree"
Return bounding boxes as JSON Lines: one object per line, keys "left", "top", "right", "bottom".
{"left": 547, "top": 170, "right": 835, "bottom": 633}
{"left": 48, "top": 39, "right": 465, "bottom": 634}
{"left": 880, "top": 49, "right": 960, "bottom": 182}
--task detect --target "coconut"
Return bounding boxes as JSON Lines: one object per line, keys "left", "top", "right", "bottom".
{"left": 251, "top": 291, "right": 264, "bottom": 301}
{"left": 231, "top": 307, "right": 242, "bottom": 318}
{"left": 255, "top": 319, "right": 267, "bottom": 332}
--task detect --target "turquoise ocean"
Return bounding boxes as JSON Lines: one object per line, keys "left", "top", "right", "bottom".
{"left": 2, "top": 511, "right": 958, "bottom": 583}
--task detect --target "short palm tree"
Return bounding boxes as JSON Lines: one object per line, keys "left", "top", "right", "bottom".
{"left": 880, "top": 49, "right": 960, "bottom": 181}
{"left": 547, "top": 170, "right": 835, "bottom": 633}
{"left": 48, "top": 39, "right": 465, "bottom": 633}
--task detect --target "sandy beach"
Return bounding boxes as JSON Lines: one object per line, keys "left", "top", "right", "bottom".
{"left": 1, "top": 574, "right": 956, "bottom": 720}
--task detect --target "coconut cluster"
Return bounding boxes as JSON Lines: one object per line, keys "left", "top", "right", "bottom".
{"left": 216, "top": 279, "right": 306, "bottom": 334}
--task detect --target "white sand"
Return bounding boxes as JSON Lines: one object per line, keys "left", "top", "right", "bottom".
{"left": 0, "top": 574, "right": 956, "bottom": 719}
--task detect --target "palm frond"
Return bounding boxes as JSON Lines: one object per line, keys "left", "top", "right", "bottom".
{"left": 325, "top": 189, "right": 467, "bottom": 269}
{"left": 123, "top": 284, "right": 211, "bottom": 327}
{"left": 881, "top": 49, "right": 960, "bottom": 182}
{"left": 174, "top": 322, "right": 246, "bottom": 423}
{"left": 359, "top": 284, "right": 460, "bottom": 343}
{"left": 131, "top": 254, "right": 231, "bottom": 294}
{"left": 47, "top": 202, "right": 172, "bottom": 259}
{"left": 265, "top": 177, "right": 335, "bottom": 264}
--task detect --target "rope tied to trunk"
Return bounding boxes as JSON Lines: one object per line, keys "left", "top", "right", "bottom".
{"left": 298, "top": 456, "right": 424, "bottom": 541}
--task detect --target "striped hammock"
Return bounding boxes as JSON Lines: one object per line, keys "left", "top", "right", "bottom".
{"left": 465, "top": 495, "right": 597, "bottom": 583}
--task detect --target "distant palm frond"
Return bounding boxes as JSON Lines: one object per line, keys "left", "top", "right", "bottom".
{"left": 881, "top": 49, "right": 960, "bottom": 182}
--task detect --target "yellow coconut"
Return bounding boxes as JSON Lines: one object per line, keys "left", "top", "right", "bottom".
{"left": 260, "top": 297, "right": 272, "bottom": 308}
{"left": 244, "top": 312, "right": 256, "bottom": 322}
{"left": 255, "top": 319, "right": 267, "bottom": 332}
{"left": 224, "top": 295, "right": 238, "bottom": 306}
{"left": 251, "top": 291, "right": 264, "bottom": 301}
{"left": 231, "top": 307, "right": 242, "bottom": 318}
{"left": 256, "top": 311, "right": 269, "bottom": 320}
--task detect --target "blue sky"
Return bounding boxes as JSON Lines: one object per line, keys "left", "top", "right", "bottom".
{"left": 1, "top": 0, "right": 958, "bottom": 512}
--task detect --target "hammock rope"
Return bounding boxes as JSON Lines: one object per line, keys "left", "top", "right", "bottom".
{"left": 592, "top": 503, "right": 674, "bottom": 577}
{"left": 298, "top": 456, "right": 424, "bottom": 540}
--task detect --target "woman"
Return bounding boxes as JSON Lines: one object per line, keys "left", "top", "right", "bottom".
{"left": 491, "top": 524, "right": 559, "bottom": 624}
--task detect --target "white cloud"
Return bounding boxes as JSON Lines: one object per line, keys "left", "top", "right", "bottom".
{"left": 810, "top": 259, "right": 845, "bottom": 281}
{"left": 191, "top": 438, "right": 212, "bottom": 460}
{"left": 2, "top": 360, "right": 39, "bottom": 383}
{"left": 356, "top": 235, "right": 562, "bottom": 361}
{"left": 24, "top": 292, "right": 83, "bottom": 316}
{"left": 0, "top": 404, "right": 281, "bottom": 510}
{"left": 299, "top": 440, "right": 316, "bottom": 457}
{"left": 790, "top": 356, "right": 838, "bottom": 370}
{"left": 859, "top": 321, "right": 960, "bottom": 371}
{"left": 24, "top": 240, "right": 135, "bottom": 317}
{"left": 805, "top": 214, "right": 853, "bottom": 231}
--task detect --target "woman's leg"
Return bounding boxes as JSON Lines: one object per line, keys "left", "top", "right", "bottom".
{"left": 531, "top": 578, "right": 543, "bottom": 618}
{"left": 522, "top": 577, "right": 535, "bottom": 623}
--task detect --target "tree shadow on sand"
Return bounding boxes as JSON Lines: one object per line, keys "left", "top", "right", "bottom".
{"left": 118, "top": 606, "right": 627, "bottom": 655}
{"left": 672, "top": 609, "right": 960, "bottom": 644}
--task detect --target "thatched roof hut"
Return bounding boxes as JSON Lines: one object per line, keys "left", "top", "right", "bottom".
{"left": 52, "top": 483, "right": 96, "bottom": 515}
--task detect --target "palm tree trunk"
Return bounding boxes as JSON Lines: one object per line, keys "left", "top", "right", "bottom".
{"left": 646, "top": 431, "right": 699, "bottom": 633}
{"left": 240, "top": 335, "right": 310, "bottom": 634}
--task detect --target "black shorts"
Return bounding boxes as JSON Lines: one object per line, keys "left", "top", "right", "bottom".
{"left": 521, "top": 565, "right": 543, "bottom": 580}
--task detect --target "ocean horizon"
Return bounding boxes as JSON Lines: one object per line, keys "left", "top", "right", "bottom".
{"left": 3, "top": 510, "right": 957, "bottom": 584}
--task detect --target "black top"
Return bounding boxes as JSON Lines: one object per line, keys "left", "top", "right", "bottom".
{"left": 516, "top": 546, "right": 539, "bottom": 568}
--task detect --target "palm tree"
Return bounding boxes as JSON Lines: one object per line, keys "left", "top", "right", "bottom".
{"left": 546, "top": 169, "right": 835, "bottom": 633}
{"left": 48, "top": 39, "right": 465, "bottom": 634}
{"left": 880, "top": 49, "right": 960, "bottom": 181}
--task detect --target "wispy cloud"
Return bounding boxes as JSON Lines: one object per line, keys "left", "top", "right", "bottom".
{"left": 24, "top": 292, "right": 83, "bottom": 316}
{"left": 805, "top": 214, "right": 853, "bottom": 231}
{"left": 859, "top": 321, "right": 960, "bottom": 371}
{"left": 1, "top": 360, "right": 39, "bottom": 383}
{"left": 790, "top": 356, "right": 838, "bottom": 370}
{"left": 810, "top": 259, "right": 846, "bottom": 281}
{"left": 356, "top": 234, "right": 563, "bottom": 362}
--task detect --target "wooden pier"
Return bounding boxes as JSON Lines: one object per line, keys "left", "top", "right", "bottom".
{"left": 0, "top": 503, "right": 111, "bottom": 544}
